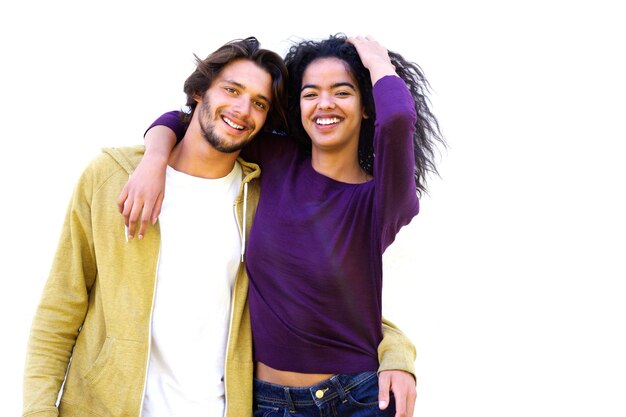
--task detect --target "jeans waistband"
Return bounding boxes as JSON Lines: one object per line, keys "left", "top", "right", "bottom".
{"left": 253, "top": 371, "right": 377, "bottom": 408}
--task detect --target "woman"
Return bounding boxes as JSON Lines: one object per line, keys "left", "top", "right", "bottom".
{"left": 122, "top": 35, "right": 443, "bottom": 416}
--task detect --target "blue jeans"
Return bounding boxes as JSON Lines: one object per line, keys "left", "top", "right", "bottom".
{"left": 253, "top": 371, "right": 395, "bottom": 417}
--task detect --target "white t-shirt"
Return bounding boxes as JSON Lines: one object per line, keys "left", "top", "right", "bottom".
{"left": 142, "top": 163, "right": 243, "bottom": 417}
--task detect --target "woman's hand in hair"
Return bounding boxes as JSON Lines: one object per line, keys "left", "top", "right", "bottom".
{"left": 347, "top": 35, "right": 397, "bottom": 84}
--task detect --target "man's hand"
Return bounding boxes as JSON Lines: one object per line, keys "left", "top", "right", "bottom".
{"left": 117, "top": 152, "right": 167, "bottom": 240}
{"left": 378, "top": 370, "right": 417, "bottom": 417}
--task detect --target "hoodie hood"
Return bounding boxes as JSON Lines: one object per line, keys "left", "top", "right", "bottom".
{"left": 102, "top": 146, "right": 146, "bottom": 176}
{"left": 101, "top": 146, "right": 261, "bottom": 184}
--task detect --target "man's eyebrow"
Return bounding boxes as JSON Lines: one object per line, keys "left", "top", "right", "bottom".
{"left": 223, "top": 79, "right": 271, "bottom": 104}
{"left": 301, "top": 81, "right": 356, "bottom": 92}
{"left": 256, "top": 93, "right": 271, "bottom": 104}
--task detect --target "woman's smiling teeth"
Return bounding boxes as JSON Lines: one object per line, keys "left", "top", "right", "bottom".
{"left": 223, "top": 116, "right": 244, "bottom": 130}
{"left": 316, "top": 117, "right": 340, "bottom": 126}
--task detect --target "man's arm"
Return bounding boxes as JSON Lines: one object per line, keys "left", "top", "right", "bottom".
{"left": 379, "top": 318, "right": 417, "bottom": 417}
{"left": 23, "top": 162, "right": 98, "bottom": 416}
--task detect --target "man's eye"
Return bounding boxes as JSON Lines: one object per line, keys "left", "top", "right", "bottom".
{"left": 254, "top": 101, "right": 267, "bottom": 110}
{"left": 225, "top": 87, "right": 238, "bottom": 94}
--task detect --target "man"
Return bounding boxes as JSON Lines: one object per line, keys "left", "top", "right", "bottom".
{"left": 23, "top": 37, "right": 416, "bottom": 417}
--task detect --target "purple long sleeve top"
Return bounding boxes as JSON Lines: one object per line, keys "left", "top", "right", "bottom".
{"left": 151, "top": 76, "right": 419, "bottom": 373}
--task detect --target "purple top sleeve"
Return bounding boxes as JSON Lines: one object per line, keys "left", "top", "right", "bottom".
{"left": 146, "top": 110, "right": 186, "bottom": 142}
{"left": 373, "top": 76, "right": 419, "bottom": 249}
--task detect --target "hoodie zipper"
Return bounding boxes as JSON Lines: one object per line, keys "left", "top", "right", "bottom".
{"left": 224, "top": 179, "right": 248, "bottom": 416}
{"left": 138, "top": 248, "right": 160, "bottom": 415}
{"left": 134, "top": 163, "right": 252, "bottom": 415}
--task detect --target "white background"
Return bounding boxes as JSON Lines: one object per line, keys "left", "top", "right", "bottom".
{"left": 2, "top": 0, "right": 624, "bottom": 415}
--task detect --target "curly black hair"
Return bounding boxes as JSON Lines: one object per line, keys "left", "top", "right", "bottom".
{"left": 283, "top": 34, "right": 444, "bottom": 195}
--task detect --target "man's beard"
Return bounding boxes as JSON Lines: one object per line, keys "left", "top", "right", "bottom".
{"left": 199, "top": 101, "right": 255, "bottom": 153}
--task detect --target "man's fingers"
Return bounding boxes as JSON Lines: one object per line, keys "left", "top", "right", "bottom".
{"left": 378, "top": 372, "right": 391, "bottom": 410}
{"left": 378, "top": 370, "right": 416, "bottom": 417}
{"left": 393, "top": 380, "right": 416, "bottom": 417}
{"left": 405, "top": 388, "right": 416, "bottom": 417}
{"left": 394, "top": 394, "right": 408, "bottom": 417}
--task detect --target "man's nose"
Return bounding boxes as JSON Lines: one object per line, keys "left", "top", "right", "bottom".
{"left": 234, "top": 97, "right": 252, "bottom": 115}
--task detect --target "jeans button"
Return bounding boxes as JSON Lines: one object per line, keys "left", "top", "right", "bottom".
{"left": 315, "top": 389, "right": 324, "bottom": 399}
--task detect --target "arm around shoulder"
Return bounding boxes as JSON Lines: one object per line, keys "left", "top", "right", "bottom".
{"left": 117, "top": 125, "right": 177, "bottom": 239}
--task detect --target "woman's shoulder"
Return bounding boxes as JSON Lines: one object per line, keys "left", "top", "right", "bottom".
{"left": 243, "top": 130, "right": 300, "bottom": 163}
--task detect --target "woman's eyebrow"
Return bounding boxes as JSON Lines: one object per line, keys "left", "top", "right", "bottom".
{"left": 301, "top": 81, "right": 356, "bottom": 92}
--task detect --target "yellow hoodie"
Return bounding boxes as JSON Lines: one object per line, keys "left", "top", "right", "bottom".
{"left": 23, "top": 146, "right": 416, "bottom": 417}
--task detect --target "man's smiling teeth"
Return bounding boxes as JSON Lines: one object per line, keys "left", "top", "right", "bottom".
{"left": 316, "top": 117, "right": 340, "bottom": 126}
{"left": 224, "top": 117, "right": 244, "bottom": 130}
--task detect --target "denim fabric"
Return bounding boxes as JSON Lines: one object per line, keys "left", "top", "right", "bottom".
{"left": 253, "top": 371, "right": 395, "bottom": 417}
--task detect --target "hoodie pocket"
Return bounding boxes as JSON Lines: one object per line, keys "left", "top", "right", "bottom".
{"left": 83, "top": 337, "right": 145, "bottom": 387}
{"left": 62, "top": 337, "right": 147, "bottom": 415}
{"left": 83, "top": 336, "right": 115, "bottom": 386}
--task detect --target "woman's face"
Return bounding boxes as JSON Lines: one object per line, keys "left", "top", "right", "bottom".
{"left": 299, "top": 57, "right": 367, "bottom": 154}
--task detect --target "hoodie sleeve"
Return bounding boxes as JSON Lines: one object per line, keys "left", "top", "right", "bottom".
{"left": 378, "top": 317, "right": 416, "bottom": 378}
{"left": 23, "top": 161, "right": 98, "bottom": 416}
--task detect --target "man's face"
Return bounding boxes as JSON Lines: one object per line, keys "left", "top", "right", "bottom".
{"left": 197, "top": 59, "right": 273, "bottom": 153}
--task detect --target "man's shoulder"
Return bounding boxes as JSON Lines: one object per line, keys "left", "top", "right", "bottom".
{"left": 87, "top": 145, "right": 145, "bottom": 172}
{"left": 78, "top": 145, "right": 144, "bottom": 189}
